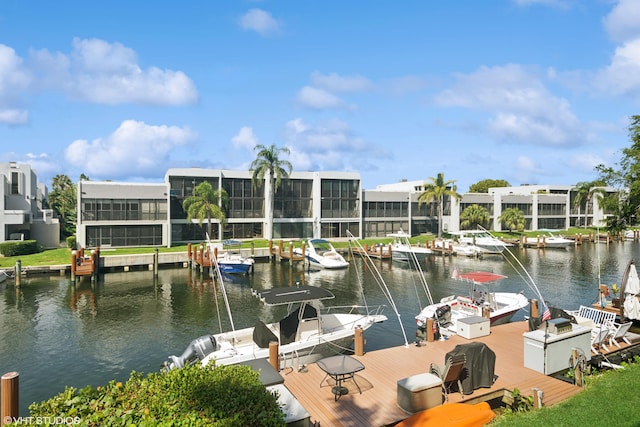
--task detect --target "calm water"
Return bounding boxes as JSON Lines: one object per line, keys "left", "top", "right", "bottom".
{"left": 2, "top": 241, "right": 640, "bottom": 415}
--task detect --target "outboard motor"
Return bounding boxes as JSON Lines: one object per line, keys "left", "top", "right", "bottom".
{"left": 433, "top": 304, "right": 452, "bottom": 326}
{"left": 165, "top": 335, "right": 217, "bottom": 370}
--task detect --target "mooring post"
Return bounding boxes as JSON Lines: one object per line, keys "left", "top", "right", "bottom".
{"left": 426, "top": 318, "right": 435, "bottom": 342}
{"left": 153, "top": 248, "right": 159, "bottom": 276}
{"left": 1, "top": 371, "right": 19, "bottom": 426}
{"left": 530, "top": 299, "right": 539, "bottom": 319}
{"left": 14, "top": 261, "right": 21, "bottom": 287}
{"left": 269, "top": 341, "right": 279, "bottom": 371}
{"left": 354, "top": 326, "right": 364, "bottom": 356}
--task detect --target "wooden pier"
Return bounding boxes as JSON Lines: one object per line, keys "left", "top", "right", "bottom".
{"left": 70, "top": 247, "right": 100, "bottom": 279}
{"left": 350, "top": 243, "right": 392, "bottom": 260}
{"left": 268, "top": 240, "right": 306, "bottom": 263}
{"left": 187, "top": 242, "right": 216, "bottom": 270}
{"left": 279, "top": 321, "right": 592, "bottom": 426}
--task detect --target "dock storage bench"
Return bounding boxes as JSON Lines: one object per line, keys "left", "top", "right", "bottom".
{"left": 397, "top": 373, "right": 443, "bottom": 414}
{"left": 457, "top": 316, "right": 490, "bottom": 339}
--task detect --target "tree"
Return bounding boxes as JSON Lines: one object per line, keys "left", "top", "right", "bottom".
{"left": 48, "top": 174, "right": 77, "bottom": 238}
{"left": 596, "top": 115, "right": 640, "bottom": 230}
{"left": 460, "top": 204, "right": 490, "bottom": 230}
{"left": 418, "top": 172, "right": 461, "bottom": 238}
{"left": 182, "top": 181, "right": 228, "bottom": 239}
{"left": 572, "top": 180, "right": 606, "bottom": 228}
{"left": 468, "top": 179, "right": 510, "bottom": 193}
{"left": 499, "top": 208, "right": 526, "bottom": 233}
{"left": 249, "top": 144, "right": 292, "bottom": 240}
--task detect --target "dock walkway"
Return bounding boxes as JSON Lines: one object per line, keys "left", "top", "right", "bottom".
{"left": 280, "top": 321, "right": 584, "bottom": 426}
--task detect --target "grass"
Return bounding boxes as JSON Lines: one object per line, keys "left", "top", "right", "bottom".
{"left": 490, "top": 359, "right": 640, "bottom": 426}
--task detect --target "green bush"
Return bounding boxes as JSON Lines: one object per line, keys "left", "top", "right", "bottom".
{"left": 66, "top": 235, "right": 77, "bottom": 250}
{"left": 26, "top": 364, "right": 286, "bottom": 427}
{"left": 0, "top": 240, "right": 40, "bottom": 257}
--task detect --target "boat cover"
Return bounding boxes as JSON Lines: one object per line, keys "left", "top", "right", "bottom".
{"left": 445, "top": 342, "right": 496, "bottom": 395}
{"left": 459, "top": 271, "right": 507, "bottom": 283}
{"left": 623, "top": 262, "right": 640, "bottom": 320}
{"left": 256, "top": 285, "right": 335, "bottom": 305}
{"left": 253, "top": 320, "right": 278, "bottom": 348}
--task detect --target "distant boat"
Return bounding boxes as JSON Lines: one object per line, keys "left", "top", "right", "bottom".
{"left": 387, "top": 230, "right": 432, "bottom": 262}
{"left": 0, "top": 271, "right": 8, "bottom": 289}
{"left": 450, "top": 230, "right": 511, "bottom": 254}
{"left": 212, "top": 240, "right": 255, "bottom": 275}
{"left": 296, "top": 239, "right": 348, "bottom": 269}
{"left": 526, "top": 230, "right": 573, "bottom": 249}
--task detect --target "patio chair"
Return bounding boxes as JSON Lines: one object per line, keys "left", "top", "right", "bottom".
{"left": 429, "top": 353, "right": 466, "bottom": 401}
{"left": 590, "top": 326, "right": 611, "bottom": 353}
{"left": 608, "top": 321, "right": 633, "bottom": 348}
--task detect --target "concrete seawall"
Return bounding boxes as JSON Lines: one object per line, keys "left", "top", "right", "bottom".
{"left": 1, "top": 248, "right": 274, "bottom": 277}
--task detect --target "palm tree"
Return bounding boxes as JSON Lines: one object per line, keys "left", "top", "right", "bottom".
{"left": 48, "top": 174, "right": 77, "bottom": 238}
{"left": 573, "top": 181, "right": 607, "bottom": 228}
{"left": 499, "top": 208, "right": 526, "bottom": 233}
{"left": 418, "top": 172, "right": 461, "bottom": 238}
{"left": 249, "top": 144, "right": 292, "bottom": 240}
{"left": 460, "top": 204, "right": 490, "bottom": 230}
{"left": 182, "top": 181, "right": 228, "bottom": 239}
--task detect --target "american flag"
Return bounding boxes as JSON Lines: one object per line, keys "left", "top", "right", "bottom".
{"left": 542, "top": 304, "right": 551, "bottom": 321}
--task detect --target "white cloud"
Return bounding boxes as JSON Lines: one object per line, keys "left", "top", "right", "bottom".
{"left": 384, "top": 75, "right": 427, "bottom": 95}
{"left": 567, "top": 152, "right": 608, "bottom": 172}
{"left": 310, "top": 72, "right": 374, "bottom": 93}
{"left": 31, "top": 38, "right": 198, "bottom": 106}
{"left": 434, "top": 64, "right": 580, "bottom": 146}
{"left": 283, "top": 118, "right": 382, "bottom": 171}
{"left": 603, "top": 0, "right": 640, "bottom": 44}
{"left": 231, "top": 126, "right": 258, "bottom": 150}
{"left": 593, "top": 38, "right": 640, "bottom": 97}
{"left": 239, "top": 9, "right": 281, "bottom": 36}
{"left": 296, "top": 86, "right": 345, "bottom": 110}
{"left": 0, "top": 44, "right": 32, "bottom": 124}
{"left": 64, "top": 120, "right": 197, "bottom": 179}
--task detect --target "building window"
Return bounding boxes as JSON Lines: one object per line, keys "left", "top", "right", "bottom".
{"left": 10, "top": 172, "right": 21, "bottom": 195}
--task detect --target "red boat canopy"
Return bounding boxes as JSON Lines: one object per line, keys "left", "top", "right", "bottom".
{"left": 458, "top": 271, "right": 507, "bottom": 283}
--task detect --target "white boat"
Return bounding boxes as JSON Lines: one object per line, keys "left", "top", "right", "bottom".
{"left": 0, "top": 270, "right": 8, "bottom": 289}
{"left": 451, "top": 230, "right": 511, "bottom": 254}
{"left": 164, "top": 284, "right": 387, "bottom": 370}
{"left": 212, "top": 240, "right": 255, "bottom": 275}
{"left": 529, "top": 230, "right": 573, "bottom": 249}
{"left": 434, "top": 239, "right": 484, "bottom": 257}
{"left": 296, "top": 239, "right": 348, "bottom": 269}
{"left": 387, "top": 230, "right": 432, "bottom": 262}
{"left": 415, "top": 270, "right": 529, "bottom": 335}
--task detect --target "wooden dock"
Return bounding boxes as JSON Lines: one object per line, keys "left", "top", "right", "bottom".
{"left": 350, "top": 243, "right": 392, "bottom": 260}
{"left": 71, "top": 247, "right": 99, "bottom": 278}
{"left": 279, "top": 321, "right": 585, "bottom": 426}
{"left": 269, "top": 240, "right": 306, "bottom": 262}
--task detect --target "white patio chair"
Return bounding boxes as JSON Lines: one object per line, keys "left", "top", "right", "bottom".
{"left": 608, "top": 321, "right": 633, "bottom": 348}
{"left": 590, "top": 326, "right": 611, "bottom": 353}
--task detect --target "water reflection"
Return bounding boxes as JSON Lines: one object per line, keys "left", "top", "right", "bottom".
{"left": 2, "top": 242, "right": 640, "bottom": 415}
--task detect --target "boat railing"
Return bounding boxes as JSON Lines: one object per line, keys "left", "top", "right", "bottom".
{"left": 321, "top": 304, "right": 386, "bottom": 318}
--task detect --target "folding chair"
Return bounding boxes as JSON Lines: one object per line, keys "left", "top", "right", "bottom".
{"left": 429, "top": 353, "right": 466, "bottom": 400}
{"left": 590, "top": 326, "right": 611, "bottom": 353}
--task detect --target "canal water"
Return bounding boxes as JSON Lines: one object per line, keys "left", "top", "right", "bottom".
{"left": 2, "top": 241, "right": 640, "bottom": 415}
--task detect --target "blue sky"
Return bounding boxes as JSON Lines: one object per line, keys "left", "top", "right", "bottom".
{"left": 1, "top": 0, "right": 639, "bottom": 192}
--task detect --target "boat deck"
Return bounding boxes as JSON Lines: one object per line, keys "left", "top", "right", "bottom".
{"left": 279, "top": 321, "right": 587, "bottom": 426}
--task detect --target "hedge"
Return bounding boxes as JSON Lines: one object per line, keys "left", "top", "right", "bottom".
{"left": 25, "top": 363, "right": 286, "bottom": 426}
{"left": 0, "top": 240, "right": 40, "bottom": 257}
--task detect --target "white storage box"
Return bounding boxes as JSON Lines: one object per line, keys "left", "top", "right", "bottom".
{"left": 457, "top": 316, "right": 490, "bottom": 339}
{"left": 523, "top": 324, "right": 591, "bottom": 375}
{"left": 397, "top": 373, "right": 443, "bottom": 414}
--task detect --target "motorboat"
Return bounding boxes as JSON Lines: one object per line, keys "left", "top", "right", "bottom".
{"left": 387, "top": 230, "right": 432, "bottom": 262}
{"left": 415, "top": 270, "right": 529, "bottom": 335}
{"left": 450, "top": 230, "right": 511, "bottom": 254}
{"left": 0, "top": 270, "right": 9, "bottom": 289}
{"left": 213, "top": 240, "right": 255, "bottom": 275}
{"left": 296, "top": 239, "right": 348, "bottom": 269}
{"left": 527, "top": 230, "right": 573, "bottom": 249}
{"left": 163, "top": 284, "right": 387, "bottom": 370}
{"left": 434, "top": 239, "right": 483, "bottom": 257}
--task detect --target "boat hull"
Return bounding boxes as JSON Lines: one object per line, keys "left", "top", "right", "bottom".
{"left": 218, "top": 262, "right": 253, "bottom": 275}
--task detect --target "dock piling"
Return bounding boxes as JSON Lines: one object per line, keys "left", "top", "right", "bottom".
{"left": 1, "top": 371, "right": 19, "bottom": 426}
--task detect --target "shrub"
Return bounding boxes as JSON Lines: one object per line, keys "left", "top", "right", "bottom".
{"left": 66, "top": 235, "right": 77, "bottom": 250}
{"left": 27, "top": 364, "right": 286, "bottom": 426}
{"left": 0, "top": 240, "right": 40, "bottom": 257}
